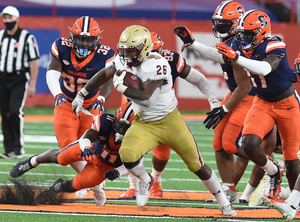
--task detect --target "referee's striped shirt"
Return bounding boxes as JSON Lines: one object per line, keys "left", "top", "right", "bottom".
{"left": 0, "top": 27, "right": 39, "bottom": 75}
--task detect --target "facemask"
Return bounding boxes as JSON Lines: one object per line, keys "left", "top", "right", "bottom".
{"left": 114, "top": 132, "right": 124, "bottom": 143}
{"left": 4, "top": 21, "right": 16, "bottom": 31}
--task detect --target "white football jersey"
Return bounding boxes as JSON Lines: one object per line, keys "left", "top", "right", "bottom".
{"left": 114, "top": 52, "right": 178, "bottom": 121}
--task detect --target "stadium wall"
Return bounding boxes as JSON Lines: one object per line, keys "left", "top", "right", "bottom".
{"left": 3, "top": 16, "right": 299, "bottom": 110}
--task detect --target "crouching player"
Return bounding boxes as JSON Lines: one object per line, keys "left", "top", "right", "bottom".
{"left": 10, "top": 102, "right": 134, "bottom": 206}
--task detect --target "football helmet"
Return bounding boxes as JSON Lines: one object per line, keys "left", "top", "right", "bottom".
{"left": 70, "top": 16, "right": 101, "bottom": 58}
{"left": 212, "top": 0, "right": 245, "bottom": 38}
{"left": 294, "top": 53, "right": 300, "bottom": 76}
{"left": 113, "top": 101, "right": 134, "bottom": 137}
{"left": 117, "top": 25, "right": 153, "bottom": 67}
{"left": 151, "top": 31, "right": 164, "bottom": 53}
{"left": 237, "top": 10, "right": 271, "bottom": 51}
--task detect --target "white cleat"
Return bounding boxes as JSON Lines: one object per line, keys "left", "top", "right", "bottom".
{"left": 76, "top": 188, "right": 89, "bottom": 199}
{"left": 263, "top": 195, "right": 296, "bottom": 221}
{"left": 93, "top": 182, "right": 106, "bottom": 206}
{"left": 136, "top": 174, "right": 154, "bottom": 207}
{"left": 219, "top": 204, "right": 237, "bottom": 216}
{"left": 249, "top": 175, "right": 269, "bottom": 206}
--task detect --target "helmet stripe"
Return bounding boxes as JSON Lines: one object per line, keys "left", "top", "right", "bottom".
{"left": 122, "top": 103, "right": 134, "bottom": 121}
{"left": 82, "top": 16, "right": 90, "bottom": 35}
{"left": 239, "top": 9, "right": 256, "bottom": 27}
{"left": 216, "top": 0, "right": 231, "bottom": 16}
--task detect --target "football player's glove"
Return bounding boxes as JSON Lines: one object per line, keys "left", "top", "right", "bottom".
{"left": 80, "top": 147, "right": 96, "bottom": 161}
{"left": 173, "top": 25, "right": 195, "bottom": 52}
{"left": 104, "top": 169, "right": 120, "bottom": 181}
{"left": 216, "top": 43, "right": 239, "bottom": 62}
{"left": 203, "top": 105, "right": 228, "bottom": 129}
{"left": 113, "top": 70, "right": 128, "bottom": 94}
{"left": 72, "top": 92, "right": 85, "bottom": 116}
{"left": 85, "top": 97, "right": 105, "bottom": 113}
{"left": 54, "top": 94, "right": 71, "bottom": 108}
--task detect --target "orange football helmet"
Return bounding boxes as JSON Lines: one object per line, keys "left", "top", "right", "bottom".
{"left": 237, "top": 10, "right": 271, "bottom": 51}
{"left": 70, "top": 16, "right": 101, "bottom": 57}
{"left": 295, "top": 53, "right": 300, "bottom": 76}
{"left": 151, "top": 31, "right": 164, "bottom": 53}
{"left": 212, "top": 0, "right": 245, "bottom": 38}
{"left": 114, "top": 102, "right": 134, "bottom": 136}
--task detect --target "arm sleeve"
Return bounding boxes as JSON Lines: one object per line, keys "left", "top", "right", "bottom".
{"left": 185, "top": 67, "right": 217, "bottom": 102}
{"left": 236, "top": 56, "right": 272, "bottom": 76}
{"left": 46, "top": 69, "right": 62, "bottom": 97}
{"left": 191, "top": 41, "right": 225, "bottom": 64}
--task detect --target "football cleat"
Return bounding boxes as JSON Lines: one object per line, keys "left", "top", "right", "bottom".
{"left": 219, "top": 204, "right": 237, "bottom": 216}
{"left": 239, "top": 199, "right": 248, "bottom": 203}
{"left": 268, "top": 164, "right": 284, "bottom": 199}
{"left": 249, "top": 175, "right": 269, "bottom": 207}
{"left": 10, "top": 155, "right": 36, "bottom": 178}
{"left": 150, "top": 182, "right": 163, "bottom": 198}
{"left": 93, "top": 183, "right": 106, "bottom": 206}
{"left": 120, "top": 188, "right": 136, "bottom": 198}
{"left": 263, "top": 195, "right": 296, "bottom": 221}
{"left": 136, "top": 173, "right": 154, "bottom": 207}
{"left": 35, "top": 178, "right": 64, "bottom": 204}
{"left": 76, "top": 188, "right": 89, "bottom": 199}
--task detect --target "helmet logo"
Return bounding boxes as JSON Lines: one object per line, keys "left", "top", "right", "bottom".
{"left": 258, "top": 15, "right": 268, "bottom": 28}
{"left": 237, "top": 6, "right": 244, "bottom": 16}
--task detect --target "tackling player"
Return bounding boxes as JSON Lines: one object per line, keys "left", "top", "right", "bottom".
{"left": 46, "top": 16, "right": 115, "bottom": 197}
{"left": 71, "top": 24, "right": 237, "bottom": 216}
{"left": 120, "top": 31, "right": 221, "bottom": 199}
{"left": 10, "top": 102, "right": 134, "bottom": 206}
{"left": 216, "top": 10, "right": 300, "bottom": 199}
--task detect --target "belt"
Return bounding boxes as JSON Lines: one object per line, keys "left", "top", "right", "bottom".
{"left": 257, "top": 86, "right": 295, "bottom": 102}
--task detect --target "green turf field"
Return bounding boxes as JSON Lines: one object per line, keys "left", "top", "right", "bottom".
{"left": 0, "top": 108, "right": 290, "bottom": 221}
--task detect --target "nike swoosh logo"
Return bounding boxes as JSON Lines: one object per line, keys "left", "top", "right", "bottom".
{"left": 87, "top": 68, "right": 93, "bottom": 71}
{"left": 212, "top": 190, "right": 221, "bottom": 196}
{"left": 287, "top": 107, "right": 294, "bottom": 110}
{"left": 255, "top": 54, "right": 260, "bottom": 57}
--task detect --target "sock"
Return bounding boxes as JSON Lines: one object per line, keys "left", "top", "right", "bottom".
{"left": 128, "top": 173, "right": 139, "bottom": 190}
{"left": 30, "top": 156, "right": 39, "bottom": 167}
{"left": 223, "top": 183, "right": 236, "bottom": 192}
{"left": 201, "top": 170, "right": 230, "bottom": 208}
{"left": 286, "top": 189, "right": 300, "bottom": 208}
{"left": 240, "top": 183, "right": 256, "bottom": 201}
{"left": 279, "top": 186, "right": 291, "bottom": 200}
{"left": 128, "top": 161, "right": 151, "bottom": 183}
{"left": 262, "top": 158, "right": 278, "bottom": 176}
{"left": 151, "top": 167, "right": 162, "bottom": 183}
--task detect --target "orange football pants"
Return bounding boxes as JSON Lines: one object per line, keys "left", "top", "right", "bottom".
{"left": 243, "top": 95, "right": 300, "bottom": 161}
{"left": 54, "top": 101, "right": 99, "bottom": 149}
{"left": 57, "top": 142, "right": 113, "bottom": 191}
{"left": 152, "top": 144, "right": 171, "bottom": 161}
{"left": 213, "top": 92, "right": 254, "bottom": 154}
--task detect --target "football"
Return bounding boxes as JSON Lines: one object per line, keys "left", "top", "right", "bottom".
{"left": 123, "top": 71, "right": 143, "bottom": 90}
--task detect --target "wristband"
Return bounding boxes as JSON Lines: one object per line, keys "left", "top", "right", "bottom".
{"left": 79, "top": 138, "right": 92, "bottom": 151}
{"left": 116, "top": 84, "right": 128, "bottom": 94}
{"left": 97, "top": 95, "right": 106, "bottom": 103}
{"left": 79, "top": 88, "right": 89, "bottom": 97}
{"left": 222, "top": 104, "right": 229, "bottom": 113}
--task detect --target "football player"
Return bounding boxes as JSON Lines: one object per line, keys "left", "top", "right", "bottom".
{"left": 120, "top": 31, "right": 221, "bottom": 199}
{"left": 71, "top": 24, "right": 236, "bottom": 216}
{"left": 216, "top": 10, "right": 300, "bottom": 199}
{"left": 10, "top": 102, "right": 134, "bottom": 206}
{"left": 46, "top": 16, "right": 115, "bottom": 197}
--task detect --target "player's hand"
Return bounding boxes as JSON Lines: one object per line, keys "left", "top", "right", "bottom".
{"left": 80, "top": 147, "right": 96, "bottom": 161}
{"left": 203, "top": 105, "right": 228, "bottom": 129}
{"left": 209, "top": 98, "right": 221, "bottom": 110}
{"left": 85, "top": 97, "right": 105, "bottom": 114}
{"left": 216, "top": 43, "right": 239, "bottom": 61}
{"left": 104, "top": 169, "right": 120, "bottom": 181}
{"left": 113, "top": 70, "right": 128, "bottom": 94}
{"left": 54, "top": 93, "right": 70, "bottom": 108}
{"left": 173, "top": 25, "right": 195, "bottom": 52}
{"left": 72, "top": 93, "right": 84, "bottom": 116}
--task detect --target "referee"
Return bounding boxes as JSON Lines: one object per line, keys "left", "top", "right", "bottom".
{"left": 0, "top": 6, "right": 39, "bottom": 159}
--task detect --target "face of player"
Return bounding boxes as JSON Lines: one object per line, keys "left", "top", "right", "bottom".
{"left": 113, "top": 116, "right": 131, "bottom": 143}
{"left": 238, "top": 30, "right": 255, "bottom": 46}
{"left": 73, "top": 35, "right": 97, "bottom": 57}
{"left": 213, "top": 19, "right": 233, "bottom": 34}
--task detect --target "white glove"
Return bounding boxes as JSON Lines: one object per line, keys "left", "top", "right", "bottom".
{"left": 113, "top": 70, "right": 128, "bottom": 93}
{"left": 72, "top": 93, "right": 84, "bottom": 116}
{"left": 209, "top": 98, "right": 221, "bottom": 110}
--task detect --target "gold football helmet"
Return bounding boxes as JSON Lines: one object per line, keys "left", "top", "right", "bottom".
{"left": 117, "top": 25, "right": 153, "bottom": 67}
